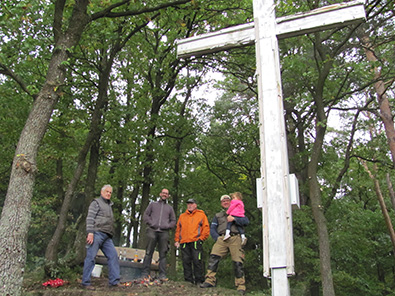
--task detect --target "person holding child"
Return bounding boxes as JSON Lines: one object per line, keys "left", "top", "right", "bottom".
{"left": 223, "top": 192, "right": 247, "bottom": 245}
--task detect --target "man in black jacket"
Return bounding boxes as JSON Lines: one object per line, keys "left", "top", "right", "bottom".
{"left": 81, "top": 185, "right": 120, "bottom": 290}
{"left": 141, "top": 188, "right": 176, "bottom": 279}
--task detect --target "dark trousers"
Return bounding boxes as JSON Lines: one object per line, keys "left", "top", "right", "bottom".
{"left": 226, "top": 215, "right": 245, "bottom": 235}
{"left": 181, "top": 241, "right": 204, "bottom": 284}
{"left": 141, "top": 228, "right": 169, "bottom": 278}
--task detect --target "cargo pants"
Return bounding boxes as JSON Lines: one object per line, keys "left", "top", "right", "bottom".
{"left": 203, "top": 234, "right": 245, "bottom": 291}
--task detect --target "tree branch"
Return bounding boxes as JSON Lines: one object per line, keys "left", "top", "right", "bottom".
{"left": 0, "top": 63, "right": 35, "bottom": 99}
{"left": 91, "top": 0, "right": 191, "bottom": 21}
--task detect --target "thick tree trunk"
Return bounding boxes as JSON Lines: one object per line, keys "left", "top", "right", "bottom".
{"left": 0, "top": 89, "right": 57, "bottom": 295}
{"left": 0, "top": 1, "right": 90, "bottom": 293}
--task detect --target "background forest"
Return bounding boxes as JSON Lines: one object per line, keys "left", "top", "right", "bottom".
{"left": 0, "top": 0, "right": 394, "bottom": 295}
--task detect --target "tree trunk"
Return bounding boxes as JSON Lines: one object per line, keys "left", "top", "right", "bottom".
{"left": 0, "top": 1, "right": 90, "bottom": 294}
{"left": 308, "top": 121, "right": 336, "bottom": 296}
{"left": 386, "top": 173, "right": 395, "bottom": 212}
{"left": 113, "top": 181, "right": 125, "bottom": 246}
{"left": 168, "top": 75, "right": 193, "bottom": 276}
{"left": 68, "top": 137, "right": 101, "bottom": 267}
{"left": 361, "top": 160, "right": 395, "bottom": 255}
{"left": 307, "top": 38, "right": 336, "bottom": 296}
{"left": 127, "top": 185, "right": 140, "bottom": 248}
{"left": 138, "top": 99, "right": 166, "bottom": 249}
{"left": 361, "top": 34, "right": 395, "bottom": 167}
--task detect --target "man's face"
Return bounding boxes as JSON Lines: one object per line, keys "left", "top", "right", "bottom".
{"left": 221, "top": 198, "right": 231, "bottom": 209}
{"left": 101, "top": 187, "right": 112, "bottom": 200}
{"left": 160, "top": 189, "right": 169, "bottom": 200}
{"left": 187, "top": 202, "right": 197, "bottom": 212}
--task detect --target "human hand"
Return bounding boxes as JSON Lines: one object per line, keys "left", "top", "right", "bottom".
{"left": 175, "top": 242, "right": 180, "bottom": 248}
{"left": 86, "top": 233, "right": 94, "bottom": 245}
{"left": 227, "top": 215, "right": 235, "bottom": 222}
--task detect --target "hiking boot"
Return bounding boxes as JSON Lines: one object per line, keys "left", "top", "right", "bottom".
{"left": 200, "top": 282, "right": 215, "bottom": 288}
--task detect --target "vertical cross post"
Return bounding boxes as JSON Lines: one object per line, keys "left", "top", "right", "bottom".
{"left": 253, "top": 0, "right": 293, "bottom": 294}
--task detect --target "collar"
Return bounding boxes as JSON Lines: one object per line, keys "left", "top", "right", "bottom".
{"left": 100, "top": 195, "right": 112, "bottom": 204}
{"left": 159, "top": 198, "right": 167, "bottom": 203}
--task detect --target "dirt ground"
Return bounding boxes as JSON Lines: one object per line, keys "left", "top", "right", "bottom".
{"left": 23, "top": 276, "right": 246, "bottom": 296}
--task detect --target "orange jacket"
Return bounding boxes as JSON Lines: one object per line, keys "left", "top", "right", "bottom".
{"left": 174, "top": 209, "right": 210, "bottom": 244}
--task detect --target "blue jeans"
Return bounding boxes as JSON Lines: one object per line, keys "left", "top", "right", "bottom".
{"left": 141, "top": 228, "right": 169, "bottom": 278}
{"left": 82, "top": 231, "right": 120, "bottom": 286}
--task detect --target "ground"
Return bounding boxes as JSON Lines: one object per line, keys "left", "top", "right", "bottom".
{"left": 23, "top": 276, "right": 247, "bottom": 296}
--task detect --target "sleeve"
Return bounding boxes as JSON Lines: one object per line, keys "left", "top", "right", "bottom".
{"left": 168, "top": 207, "right": 176, "bottom": 229}
{"left": 201, "top": 214, "right": 210, "bottom": 241}
{"left": 86, "top": 200, "right": 99, "bottom": 234}
{"left": 143, "top": 203, "right": 153, "bottom": 226}
{"left": 210, "top": 215, "right": 220, "bottom": 241}
{"left": 174, "top": 216, "right": 181, "bottom": 243}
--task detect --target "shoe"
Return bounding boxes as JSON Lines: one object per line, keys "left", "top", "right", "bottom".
{"left": 82, "top": 285, "right": 95, "bottom": 290}
{"left": 241, "top": 237, "right": 247, "bottom": 246}
{"left": 223, "top": 234, "right": 231, "bottom": 240}
{"left": 200, "top": 282, "right": 215, "bottom": 288}
{"left": 238, "top": 289, "right": 246, "bottom": 295}
{"left": 109, "top": 283, "right": 123, "bottom": 288}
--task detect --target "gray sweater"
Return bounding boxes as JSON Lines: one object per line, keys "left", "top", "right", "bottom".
{"left": 143, "top": 199, "right": 176, "bottom": 231}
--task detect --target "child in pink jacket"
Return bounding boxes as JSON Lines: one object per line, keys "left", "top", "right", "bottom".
{"left": 223, "top": 192, "right": 246, "bottom": 244}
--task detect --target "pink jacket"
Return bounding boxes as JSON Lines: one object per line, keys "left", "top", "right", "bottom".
{"left": 226, "top": 199, "right": 245, "bottom": 217}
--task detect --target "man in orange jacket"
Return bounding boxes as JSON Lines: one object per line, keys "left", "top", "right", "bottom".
{"left": 174, "top": 198, "right": 210, "bottom": 285}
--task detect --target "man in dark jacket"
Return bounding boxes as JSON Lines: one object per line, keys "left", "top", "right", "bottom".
{"left": 141, "top": 188, "right": 176, "bottom": 279}
{"left": 81, "top": 185, "right": 120, "bottom": 290}
{"left": 200, "top": 194, "right": 249, "bottom": 295}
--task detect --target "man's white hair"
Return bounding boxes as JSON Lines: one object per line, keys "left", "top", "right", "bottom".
{"left": 101, "top": 184, "right": 112, "bottom": 191}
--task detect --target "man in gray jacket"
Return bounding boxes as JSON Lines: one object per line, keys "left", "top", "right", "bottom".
{"left": 141, "top": 188, "right": 176, "bottom": 279}
{"left": 81, "top": 185, "right": 120, "bottom": 290}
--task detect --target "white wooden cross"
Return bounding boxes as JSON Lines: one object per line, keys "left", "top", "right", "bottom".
{"left": 176, "top": 1, "right": 365, "bottom": 295}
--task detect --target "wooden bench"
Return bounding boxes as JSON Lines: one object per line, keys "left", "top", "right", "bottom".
{"left": 95, "top": 247, "right": 159, "bottom": 281}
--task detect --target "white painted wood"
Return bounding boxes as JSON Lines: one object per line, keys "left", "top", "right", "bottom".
{"left": 176, "top": 0, "right": 365, "bottom": 58}
{"left": 289, "top": 174, "right": 300, "bottom": 209}
{"left": 256, "top": 177, "right": 263, "bottom": 209}
{"left": 272, "top": 268, "right": 291, "bottom": 296}
{"left": 177, "top": 23, "right": 255, "bottom": 58}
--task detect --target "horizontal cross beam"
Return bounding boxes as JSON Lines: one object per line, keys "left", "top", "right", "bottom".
{"left": 176, "top": 0, "right": 365, "bottom": 58}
